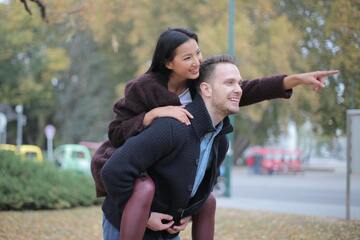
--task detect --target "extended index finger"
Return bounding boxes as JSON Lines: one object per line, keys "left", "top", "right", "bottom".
{"left": 316, "top": 70, "right": 339, "bottom": 77}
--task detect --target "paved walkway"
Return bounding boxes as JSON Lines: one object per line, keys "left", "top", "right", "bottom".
{"left": 216, "top": 167, "right": 360, "bottom": 220}
{"left": 217, "top": 196, "right": 360, "bottom": 220}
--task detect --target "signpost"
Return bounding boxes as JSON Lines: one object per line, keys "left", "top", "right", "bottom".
{"left": 45, "top": 124, "right": 56, "bottom": 161}
{"left": 346, "top": 109, "right": 360, "bottom": 220}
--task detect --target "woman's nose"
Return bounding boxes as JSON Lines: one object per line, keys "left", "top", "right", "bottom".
{"left": 194, "top": 56, "right": 201, "bottom": 66}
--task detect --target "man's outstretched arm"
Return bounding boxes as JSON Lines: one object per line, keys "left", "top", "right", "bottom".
{"left": 283, "top": 70, "right": 339, "bottom": 91}
{"left": 239, "top": 70, "right": 339, "bottom": 107}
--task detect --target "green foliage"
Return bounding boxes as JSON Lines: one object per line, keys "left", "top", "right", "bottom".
{"left": 0, "top": 151, "right": 100, "bottom": 210}
{"left": 1, "top": 0, "right": 358, "bottom": 150}
{"left": 277, "top": 0, "right": 360, "bottom": 136}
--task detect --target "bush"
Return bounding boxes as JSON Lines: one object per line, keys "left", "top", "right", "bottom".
{"left": 0, "top": 151, "right": 101, "bottom": 210}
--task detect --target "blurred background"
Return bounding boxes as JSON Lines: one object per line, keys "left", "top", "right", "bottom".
{"left": 0, "top": 0, "right": 359, "bottom": 224}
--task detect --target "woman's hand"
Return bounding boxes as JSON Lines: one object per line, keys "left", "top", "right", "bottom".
{"left": 143, "top": 106, "right": 194, "bottom": 127}
{"left": 166, "top": 216, "right": 192, "bottom": 234}
{"left": 283, "top": 70, "right": 339, "bottom": 91}
{"left": 147, "top": 212, "right": 174, "bottom": 231}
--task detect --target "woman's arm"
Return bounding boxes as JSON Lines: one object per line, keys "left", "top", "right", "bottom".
{"left": 109, "top": 104, "right": 193, "bottom": 148}
{"left": 108, "top": 81, "right": 149, "bottom": 148}
{"left": 108, "top": 79, "right": 193, "bottom": 148}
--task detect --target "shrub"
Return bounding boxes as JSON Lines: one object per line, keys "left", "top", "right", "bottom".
{"left": 0, "top": 151, "right": 101, "bottom": 210}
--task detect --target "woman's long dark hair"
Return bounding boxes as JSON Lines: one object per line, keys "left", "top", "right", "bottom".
{"left": 146, "top": 28, "right": 198, "bottom": 86}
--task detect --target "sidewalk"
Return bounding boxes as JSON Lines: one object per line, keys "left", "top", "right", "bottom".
{"left": 217, "top": 196, "right": 360, "bottom": 220}
{"left": 218, "top": 165, "right": 360, "bottom": 220}
{"left": 303, "top": 157, "right": 347, "bottom": 173}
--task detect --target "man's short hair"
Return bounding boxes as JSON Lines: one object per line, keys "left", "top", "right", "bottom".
{"left": 197, "top": 54, "right": 237, "bottom": 90}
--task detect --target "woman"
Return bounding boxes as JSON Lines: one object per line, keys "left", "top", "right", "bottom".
{"left": 93, "top": 28, "right": 337, "bottom": 240}
{"left": 95, "top": 28, "right": 214, "bottom": 240}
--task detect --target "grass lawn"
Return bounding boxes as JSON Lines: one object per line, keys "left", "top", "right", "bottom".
{"left": 0, "top": 206, "right": 359, "bottom": 240}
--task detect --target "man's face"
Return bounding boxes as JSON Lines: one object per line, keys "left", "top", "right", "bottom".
{"left": 206, "top": 63, "right": 243, "bottom": 116}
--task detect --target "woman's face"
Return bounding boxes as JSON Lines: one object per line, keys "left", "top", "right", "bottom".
{"left": 166, "top": 38, "right": 203, "bottom": 82}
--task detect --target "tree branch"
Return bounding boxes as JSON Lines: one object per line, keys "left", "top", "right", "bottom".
{"left": 19, "top": 0, "right": 48, "bottom": 23}
{"left": 20, "top": 0, "right": 32, "bottom": 15}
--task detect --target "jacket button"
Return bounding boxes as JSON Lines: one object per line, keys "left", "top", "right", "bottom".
{"left": 188, "top": 185, "right": 193, "bottom": 191}
{"left": 195, "top": 158, "right": 199, "bottom": 166}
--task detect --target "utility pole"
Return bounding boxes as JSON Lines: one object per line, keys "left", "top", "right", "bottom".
{"left": 224, "top": 0, "right": 235, "bottom": 197}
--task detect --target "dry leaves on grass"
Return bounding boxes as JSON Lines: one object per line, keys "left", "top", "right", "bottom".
{"left": 0, "top": 207, "right": 359, "bottom": 240}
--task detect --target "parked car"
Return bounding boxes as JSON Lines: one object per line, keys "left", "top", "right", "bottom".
{"left": 19, "top": 145, "right": 44, "bottom": 163}
{"left": 245, "top": 146, "right": 302, "bottom": 174}
{"left": 282, "top": 149, "right": 302, "bottom": 173}
{"left": 78, "top": 141, "right": 101, "bottom": 156}
{"left": 0, "top": 144, "right": 17, "bottom": 152}
{"left": 0, "top": 144, "right": 43, "bottom": 163}
{"left": 54, "top": 144, "right": 91, "bottom": 174}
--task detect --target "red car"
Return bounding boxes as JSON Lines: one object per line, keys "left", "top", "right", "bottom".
{"left": 245, "top": 147, "right": 302, "bottom": 174}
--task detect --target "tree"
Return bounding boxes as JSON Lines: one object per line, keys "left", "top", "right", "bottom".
{"left": 0, "top": 1, "right": 69, "bottom": 145}
{"left": 277, "top": 0, "right": 360, "bottom": 136}
{"left": 4, "top": 0, "right": 354, "bottom": 151}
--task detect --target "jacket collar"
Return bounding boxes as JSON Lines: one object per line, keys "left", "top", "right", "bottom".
{"left": 186, "top": 94, "right": 233, "bottom": 139}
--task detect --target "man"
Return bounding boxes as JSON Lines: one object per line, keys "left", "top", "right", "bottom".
{"left": 101, "top": 55, "right": 337, "bottom": 239}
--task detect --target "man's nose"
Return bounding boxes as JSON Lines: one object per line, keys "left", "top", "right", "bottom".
{"left": 234, "top": 84, "right": 242, "bottom": 94}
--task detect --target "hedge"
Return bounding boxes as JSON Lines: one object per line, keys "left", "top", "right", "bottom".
{"left": 0, "top": 151, "right": 101, "bottom": 210}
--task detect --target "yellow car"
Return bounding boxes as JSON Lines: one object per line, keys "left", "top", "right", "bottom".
{"left": 19, "top": 145, "right": 44, "bottom": 163}
{"left": 0, "top": 144, "right": 43, "bottom": 163}
{"left": 0, "top": 144, "right": 17, "bottom": 152}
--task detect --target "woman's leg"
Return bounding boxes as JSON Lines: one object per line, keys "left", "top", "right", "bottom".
{"left": 120, "top": 176, "right": 155, "bottom": 240}
{"left": 191, "top": 193, "right": 216, "bottom": 240}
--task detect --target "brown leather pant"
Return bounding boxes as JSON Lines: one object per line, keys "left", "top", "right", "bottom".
{"left": 120, "top": 176, "right": 216, "bottom": 240}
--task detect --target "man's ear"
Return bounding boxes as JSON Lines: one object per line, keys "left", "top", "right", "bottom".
{"left": 200, "top": 82, "right": 212, "bottom": 98}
